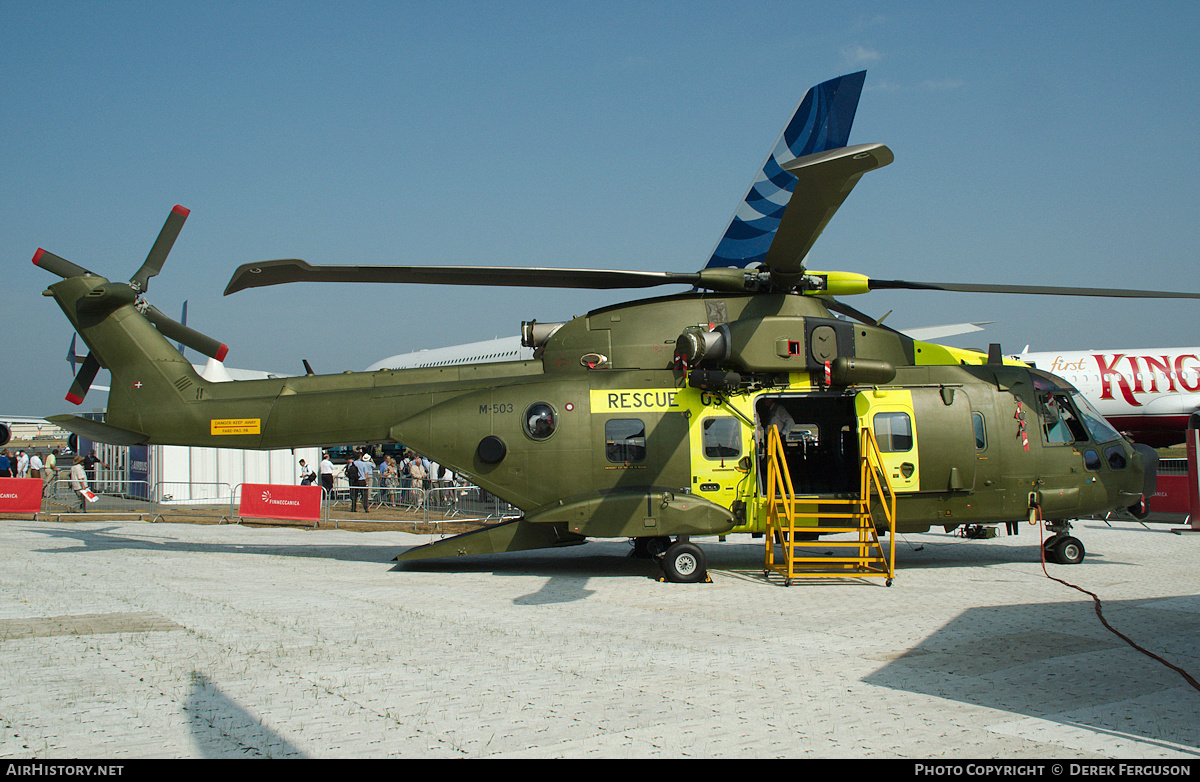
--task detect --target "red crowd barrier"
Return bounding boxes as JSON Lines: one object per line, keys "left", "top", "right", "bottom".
{"left": 0, "top": 478, "right": 44, "bottom": 516}
{"left": 237, "top": 483, "right": 322, "bottom": 523}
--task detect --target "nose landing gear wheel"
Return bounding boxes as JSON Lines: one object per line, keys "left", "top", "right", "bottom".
{"left": 1043, "top": 534, "right": 1085, "bottom": 564}
{"left": 660, "top": 541, "right": 708, "bottom": 583}
{"left": 1056, "top": 535, "right": 1085, "bottom": 564}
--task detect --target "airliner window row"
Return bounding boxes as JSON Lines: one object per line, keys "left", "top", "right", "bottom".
{"left": 1063, "top": 371, "right": 1200, "bottom": 382}
{"left": 417, "top": 350, "right": 521, "bottom": 368}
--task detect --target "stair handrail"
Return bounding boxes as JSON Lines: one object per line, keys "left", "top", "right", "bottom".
{"left": 859, "top": 426, "right": 897, "bottom": 575}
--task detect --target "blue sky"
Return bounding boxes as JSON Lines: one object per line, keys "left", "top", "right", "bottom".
{"left": 2, "top": 2, "right": 1198, "bottom": 416}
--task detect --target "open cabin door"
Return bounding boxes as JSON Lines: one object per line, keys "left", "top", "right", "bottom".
{"left": 752, "top": 393, "right": 861, "bottom": 496}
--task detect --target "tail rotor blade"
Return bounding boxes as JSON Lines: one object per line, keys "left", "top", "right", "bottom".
{"left": 176, "top": 300, "right": 188, "bottom": 355}
{"left": 130, "top": 205, "right": 190, "bottom": 293}
{"left": 33, "top": 248, "right": 92, "bottom": 279}
{"left": 65, "top": 353, "right": 101, "bottom": 406}
{"left": 67, "top": 335, "right": 78, "bottom": 374}
{"left": 142, "top": 305, "right": 228, "bottom": 361}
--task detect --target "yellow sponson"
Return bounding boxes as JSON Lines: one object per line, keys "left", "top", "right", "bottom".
{"left": 912, "top": 342, "right": 1028, "bottom": 367}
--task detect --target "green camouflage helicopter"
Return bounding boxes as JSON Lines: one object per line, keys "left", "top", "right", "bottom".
{"left": 37, "top": 73, "right": 1193, "bottom": 582}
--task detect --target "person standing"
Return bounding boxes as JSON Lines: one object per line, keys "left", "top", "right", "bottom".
{"left": 298, "top": 458, "right": 315, "bottom": 485}
{"left": 346, "top": 452, "right": 368, "bottom": 513}
{"left": 409, "top": 456, "right": 427, "bottom": 509}
{"left": 42, "top": 449, "right": 58, "bottom": 497}
{"left": 82, "top": 451, "right": 108, "bottom": 491}
{"left": 380, "top": 456, "right": 397, "bottom": 505}
{"left": 319, "top": 452, "right": 334, "bottom": 496}
{"left": 16, "top": 450, "right": 29, "bottom": 478}
{"left": 68, "top": 456, "right": 91, "bottom": 513}
{"left": 360, "top": 452, "right": 377, "bottom": 505}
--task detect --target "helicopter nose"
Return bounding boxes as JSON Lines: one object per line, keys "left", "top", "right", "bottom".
{"left": 1131, "top": 442, "right": 1158, "bottom": 501}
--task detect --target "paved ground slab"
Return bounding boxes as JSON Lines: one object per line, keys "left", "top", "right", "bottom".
{"left": 0, "top": 517, "right": 1197, "bottom": 758}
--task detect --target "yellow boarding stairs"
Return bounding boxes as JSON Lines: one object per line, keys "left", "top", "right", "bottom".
{"left": 763, "top": 424, "right": 897, "bottom": 586}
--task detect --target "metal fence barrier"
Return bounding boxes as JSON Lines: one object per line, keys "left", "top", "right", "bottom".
{"left": 152, "top": 482, "right": 235, "bottom": 524}
{"left": 42, "top": 478, "right": 152, "bottom": 522}
{"left": 320, "top": 479, "right": 520, "bottom": 529}
{"left": 18, "top": 477, "right": 518, "bottom": 531}
{"left": 425, "top": 486, "right": 520, "bottom": 525}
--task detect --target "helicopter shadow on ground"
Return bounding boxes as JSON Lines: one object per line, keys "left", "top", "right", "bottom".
{"left": 392, "top": 541, "right": 664, "bottom": 605}
{"left": 16, "top": 522, "right": 406, "bottom": 564}
{"left": 860, "top": 595, "right": 1200, "bottom": 754}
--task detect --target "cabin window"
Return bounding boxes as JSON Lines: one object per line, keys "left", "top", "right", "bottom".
{"left": 1105, "top": 445, "right": 1127, "bottom": 470}
{"left": 702, "top": 417, "right": 741, "bottom": 460}
{"left": 873, "top": 412, "right": 913, "bottom": 453}
{"left": 972, "top": 412, "right": 987, "bottom": 450}
{"left": 523, "top": 402, "right": 557, "bottom": 441}
{"left": 605, "top": 419, "right": 646, "bottom": 463}
{"left": 1083, "top": 449, "right": 1102, "bottom": 471}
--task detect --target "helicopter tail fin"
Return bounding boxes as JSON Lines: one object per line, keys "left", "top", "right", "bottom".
{"left": 704, "top": 71, "right": 866, "bottom": 270}
{"left": 42, "top": 273, "right": 213, "bottom": 443}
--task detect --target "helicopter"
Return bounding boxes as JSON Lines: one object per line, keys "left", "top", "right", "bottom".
{"left": 35, "top": 72, "right": 1197, "bottom": 582}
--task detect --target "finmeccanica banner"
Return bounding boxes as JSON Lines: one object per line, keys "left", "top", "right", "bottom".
{"left": 0, "top": 478, "right": 43, "bottom": 515}
{"left": 237, "top": 483, "right": 321, "bottom": 523}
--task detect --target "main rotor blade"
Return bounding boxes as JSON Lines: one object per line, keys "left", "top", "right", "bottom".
{"left": 225, "top": 259, "right": 701, "bottom": 295}
{"left": 867, "top": 279, "right": 1200, "bottom": 299}
{"left": 65, "top": 352, "right": 101, "bottom": 406}
{"left": 130, "top": 204, "right": 190, "bottom": 293}
{"left": 764, "top": 143, "right": 894, "bottom": 289}
{"left": 142, "top": 305, "right": 229, "bottom": 361}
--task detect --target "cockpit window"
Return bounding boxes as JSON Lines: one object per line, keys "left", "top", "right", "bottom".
{"left": 1071, "top": 392, "right": 1123, "bottom": 443}
{"left": 1039, "top": 392, "right": 1088, "bottom": 444}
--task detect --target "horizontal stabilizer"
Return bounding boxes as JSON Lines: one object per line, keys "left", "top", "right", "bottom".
{"left": 46, "top": 415, "right": 147, "bottom": 446}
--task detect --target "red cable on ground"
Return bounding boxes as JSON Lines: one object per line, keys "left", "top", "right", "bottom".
{"left": 1033, "top": 508, "right": 1200, "bottom": 693}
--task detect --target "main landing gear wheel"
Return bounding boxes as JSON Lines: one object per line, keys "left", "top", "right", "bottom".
{"left": 660, "top": 540, "right": 708, "bottom": 583}
{"left": 630, "top": 536, "right": 671, "bottom": 560}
